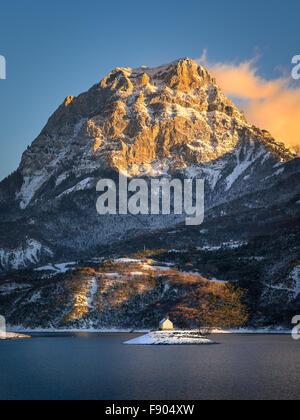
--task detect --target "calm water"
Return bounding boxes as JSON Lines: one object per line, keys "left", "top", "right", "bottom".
{"left": 0, "top": 333, "right": 299, "bottom": 400}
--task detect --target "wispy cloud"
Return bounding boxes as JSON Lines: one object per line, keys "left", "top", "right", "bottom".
{"left": 196, "top": 52, "right": 300, "bottom": 148}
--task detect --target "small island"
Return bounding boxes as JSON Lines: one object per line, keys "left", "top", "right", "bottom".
{"left": 125, "top": 331, "right": 215, "bottom": 345}
{"left": 125, "top": 317, "right": 215, "bottom": 345}
{"left": 0, "top": 332, "right": 31, "bottom": 340}
{"left": 125, "top": 285, "right": 249, "bottom": 347}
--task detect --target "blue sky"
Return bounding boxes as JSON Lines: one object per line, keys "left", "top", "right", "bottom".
{"left": 0, "top": 0, "right": 299, "bottom": 180}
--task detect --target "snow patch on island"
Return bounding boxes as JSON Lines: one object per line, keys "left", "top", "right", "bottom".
{"left": 125, "top": 331, "right": 214, "bottom": 345}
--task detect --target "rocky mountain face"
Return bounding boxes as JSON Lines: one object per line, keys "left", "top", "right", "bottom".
{"left": 0, "top": 58, "right": 299, "bottom": 328}
{"left": 0, "top": 257, "right": 229, "bottom": 330}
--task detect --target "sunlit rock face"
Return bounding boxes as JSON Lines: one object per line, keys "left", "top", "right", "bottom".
{"left": 19, "top": 58, "right": 293, "bottom": 180}
{"left": 0, "top": 58, "right": 298, "bottom": 273}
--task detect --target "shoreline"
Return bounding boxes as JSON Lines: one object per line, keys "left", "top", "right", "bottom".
{"left": 6, "top": 326, "right": 292, "bottom": 335}
{"left": 125, "top": 331, "right": 216, "bottom": 345}
{"left": 0, "top": 332, "right": 31, "bottom": 340}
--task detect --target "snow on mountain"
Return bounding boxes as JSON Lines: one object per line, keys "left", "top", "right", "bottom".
{"left": 15, "top": 58, "right": 295, "bottom": 203}
{"left": 0, "top": 240, "right": 53, "bottom": 271}
{"left": 289, "top": 265, "right": 300, "bottom": 299}
{"left": 0, "top": 58, "right": 297, "bottom": 273}
{"left": 225, "top": 146, "right": 265, "bottom": 191}
{"left": 0, "top": 58, "right": 299, "bottom": 330}
{"left": 57, "top": 177, "right": 94, "bottom": 198}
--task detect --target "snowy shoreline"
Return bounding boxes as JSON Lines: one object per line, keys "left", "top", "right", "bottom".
{"left": 0, "top": 331, "right": 31, "bottom": 340}
{"left": 7, "top": 326, "right": 292, "bottom": 335}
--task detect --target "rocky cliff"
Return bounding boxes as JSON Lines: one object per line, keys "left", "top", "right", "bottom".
{"left": 0, "top": 58, "right": 299, "bottom": 328}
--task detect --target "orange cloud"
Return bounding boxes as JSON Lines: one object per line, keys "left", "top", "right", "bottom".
{"left": 197, "top": 54, "right": 300, "bottom": 148}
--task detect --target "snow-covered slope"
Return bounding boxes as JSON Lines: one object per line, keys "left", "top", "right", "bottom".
{"left": 0, "top": 257, "right": 229, "bottom": 330}
{"left": 0, "top": 58, "right": 298, "bottom": 272}
{"left": 0, "top": 239, "right": 53, "bottom": 271}
{"left": 15, "top": 58, "right": 294, "bottom": 210}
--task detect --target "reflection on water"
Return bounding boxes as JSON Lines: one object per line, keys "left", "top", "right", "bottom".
{"left": 0, "top": 333, "right": 299, "bottom": 400}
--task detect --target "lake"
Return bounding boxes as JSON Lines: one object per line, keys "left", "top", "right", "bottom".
{"left": 0, "top": 333, "right": 299, "bottom": 400}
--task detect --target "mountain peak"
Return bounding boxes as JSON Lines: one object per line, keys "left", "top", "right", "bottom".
{"left": 98, "top": 58, "right": 216, "bottom": 95}
{"left": 18, "top": 58, "right": 295, "bottom": 182}
{"left": 0, "top": 59, "right": 298, "bottom": 273}
{"left": 123, "top": 58, "right": 215, "bottom": 92}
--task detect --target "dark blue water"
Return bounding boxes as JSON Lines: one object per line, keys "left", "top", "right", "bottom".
{"left": 0, "top": 333, "right": 299, "bottom": 400}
